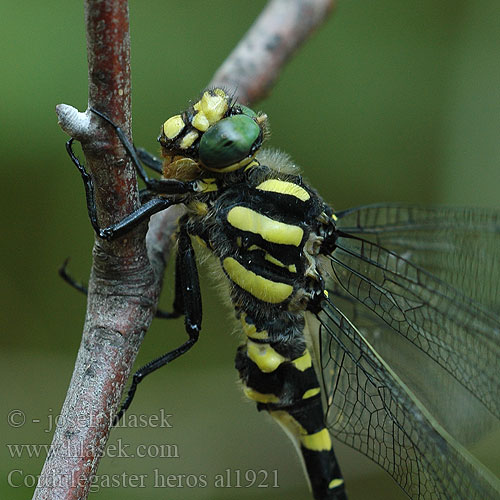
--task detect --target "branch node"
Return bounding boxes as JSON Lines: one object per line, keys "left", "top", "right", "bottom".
{"left": 56, "top": 103, "right": 92, "bottom": 139}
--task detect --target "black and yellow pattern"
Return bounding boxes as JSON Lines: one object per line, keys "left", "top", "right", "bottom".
{"left": 69, "top": 88, "right": 500, "bottom": 500}
{"left": 174, "top": 120, "right": 346, "bottom": 497}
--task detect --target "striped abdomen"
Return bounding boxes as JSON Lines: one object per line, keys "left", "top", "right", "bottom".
{"left": 204, "top": 175, "right": 346, "bottom": 499}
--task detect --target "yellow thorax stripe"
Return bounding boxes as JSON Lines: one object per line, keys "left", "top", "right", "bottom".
{"left": 179, "top": 130, "right": 199, "bottom": 149}
{"left": 223, "top": 257, "right": 293, "bottom": 303}
{"left": 247, "top": 244, "right": 297, "bottom": 273}
{"left": 227, "top": 206, "right": 303, "bottom": 246}
{"left": 256, "top": 179, "right": 310, "bottom": 201}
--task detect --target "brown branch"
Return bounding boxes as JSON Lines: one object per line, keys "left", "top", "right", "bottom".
{"left": 34, "top": 1, "right": 158, "bottom": 499}
{"left": 35, "top": 0, "right": 335, "bottom": 499}
{"left": 210, "top": 0, "right": 335, "bottom": 104}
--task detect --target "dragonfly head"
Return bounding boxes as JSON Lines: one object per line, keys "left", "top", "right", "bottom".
{"left": 159, "top": 88, "right": 268, "bottom": 176}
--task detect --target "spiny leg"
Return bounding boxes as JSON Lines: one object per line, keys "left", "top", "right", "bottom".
{"left": 65, "top": 114, "right": 197, "bottom": 308}
{"left": 137, "top": 147, "right": 163, "bottom": 174}
{"left": 65, "top": 136, "right": 192, "bottom": 240}
{"left": 90, "top": 108, "right": 175, "bottom": 192}
{"left": 113, "top": 222, "right": 202, "bottom": 424}
{"left": 67, "top": 112, "right": 204, "bottom": 421}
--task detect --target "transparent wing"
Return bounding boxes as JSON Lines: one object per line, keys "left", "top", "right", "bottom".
{"left": 326, "top": 205, "right": 500, "bottom": 418}
{"left": 322, "top": 281, "right": 497, "bottom": 446}
{"left": 335, "top": 204, "right": 500, "bottom": 313}
{"left": 314, "top": 300, "right": 500, "bottom": 500}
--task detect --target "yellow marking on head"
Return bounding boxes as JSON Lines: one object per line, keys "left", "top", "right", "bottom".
{"left": 292, "top": 350, "right": 312, "bottom": 372}
{"left": 223, "top": 257, "right": 293, "bottom": 303}
{"left": 329, "top": 478, "right": 344, "bottom": 489}
{"left": 256, "top": 180, "right": 310, "bottom": 201}
{"left": 196, "top": 90, "right": 228, "bottom": 125}
{"left": 227, "top": 207, "right": 304, "bottom": 246}
{"left": 301, "top": 428, "right": 332, "bottom": 452}
{"left": 302, "top": 388, "right": 321, "bottom": 399}
{"left": 192, "top": 112, "right": 210, "bottom": 131}
{"left": 163, "top": 115, "right": 185, "bottom": 139}
{"left": 332, "top": 213, "right": 338, "bottom": 221}
{"left": 214, "top": 88, "right": 226, "bottom": 98}
{"left": 243, "top": 387, "right": 279, "bottom": 404}
{"left": 247, "top": 340, "right": 286, "bottom": 373}
{"left": 179, "top": 130, "right": 199, "bottom": 149}
{"left": 324, "top": 290, "right": 329, "bottom": 298}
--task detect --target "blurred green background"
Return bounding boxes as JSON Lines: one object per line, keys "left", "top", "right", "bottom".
{"left": 1, "top": 1, "right": 499, "bottom": 499}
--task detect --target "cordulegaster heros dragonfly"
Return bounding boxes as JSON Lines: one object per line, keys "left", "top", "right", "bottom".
{"left": 66, "top": 88, "right": 500, "bottom": 500}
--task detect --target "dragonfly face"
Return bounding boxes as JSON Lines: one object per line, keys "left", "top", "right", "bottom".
{"left": 158, "top": 88, "right": 267, "bottom": 173}
{"left": 69, "top": 88, "right": 500, "bottom": 500}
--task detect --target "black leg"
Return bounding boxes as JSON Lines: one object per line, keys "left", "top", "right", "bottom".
{"left": 113, "top": 330, "right": 199, "bottom": 425}
{"left": 113, "top": 222, "right": 202, "bottom": 424}
{"left": 67, "top": 110, "right": 204, "bottom": 423}
{"left": 66, "top": 138, "right": 190, "bottom": 240}
{"left": 137, "top": 147, "right": 163, "bottom": 174}
{"left": 90, "top": 108, "right": 182, "bottom": 193}
{"left": 59, "top": 258, "right": 88, "bottom": 295}
{"left": 176, "top": 222, "right": 202, "bottom": 335}
{"left": 97, "top": 197, "right": 175, "bottom": 240}
{"left": 66, "top": 138, "right": 100, "bottom": 234}
{"left": 89, "top": 107, "right": 151, "bottom": 184}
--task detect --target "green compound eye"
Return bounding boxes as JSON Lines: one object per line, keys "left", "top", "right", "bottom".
{"left": 239, "top": 104, "right": 258, "bottom": 119}
{"left": 199, "top": 114, "right": 261, "bottom": 169}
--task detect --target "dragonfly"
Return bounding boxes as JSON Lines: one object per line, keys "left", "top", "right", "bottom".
{"left": 66, "top": 88, "right": 500, "bottom": 499}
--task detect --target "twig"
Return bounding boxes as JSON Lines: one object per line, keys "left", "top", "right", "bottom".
{"left": 211, "top": 0, "right": 335, "bottom": 104}
{"left": 35, "top": 0, "right": 335, "bottom": 498}
{"left": 34, "top": 1, "right": 158, "bottom": 499}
